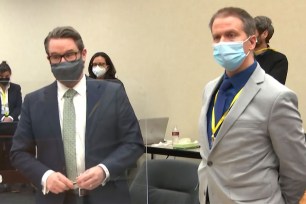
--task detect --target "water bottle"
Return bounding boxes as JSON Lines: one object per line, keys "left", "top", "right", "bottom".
{"left": 172, "top": 126, "right": 179, "bottom": 145}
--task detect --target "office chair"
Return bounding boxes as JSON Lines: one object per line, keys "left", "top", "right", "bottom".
{"left": 129, "top": 159, "right": 199, "bottom": 204}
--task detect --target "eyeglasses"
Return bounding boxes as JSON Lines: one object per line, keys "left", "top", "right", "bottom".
{"left": 48, "top": 51, "right": 80, "bottom": 64}
{"left": 92, "top": 63, "right": 107, "bottom": 68}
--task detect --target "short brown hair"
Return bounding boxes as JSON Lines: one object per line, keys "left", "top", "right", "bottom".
{"left": 254, "top": 16, "right": 274, "bottom": 44}
{"left": 209, "top": 7, "right": 256, "bottom": 37}
{"left": 44, "top": 26, "right": 84, "bottom": 54}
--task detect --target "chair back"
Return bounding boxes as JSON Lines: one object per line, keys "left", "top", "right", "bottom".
{"left": 130, "top": 159, "right": 199, "bottom": 204}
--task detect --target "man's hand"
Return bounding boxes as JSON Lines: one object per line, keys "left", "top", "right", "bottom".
{"left": 300, "top": 191, "right": 306, "bottom": 204}
{"left": 2, "top": 117, "right": 13, "bottom": 122}
{"left": 76, "top": 166, "right": 105, "bottom": 190}
{"left": 46, "top": 172, "right": 74, "bottom": 194}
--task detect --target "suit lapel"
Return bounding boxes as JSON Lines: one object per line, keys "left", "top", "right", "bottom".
{"left": 211, "top": 66, "right": 265, "bottom": 150}
{"left": 43, "top": 82, "right": 65, "bottom": 161}
{"left": 200, "top": 77, "right": 223, "bottom": 152}
{"left": 2, "top": 84, "right": 14, "bottom": 110}
{"left": 44, "top": 82, "right": 61, "bottom": 137}
{"left": 85, "top": 77, "right": 102, "bottom": 137}
{"left": 8, "top": 84, "right": 13, "bottom": 105}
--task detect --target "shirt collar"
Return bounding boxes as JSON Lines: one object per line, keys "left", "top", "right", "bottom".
{"left": 224, "top": 61, "right": 257, "bottom": 91}
{"left": 57, "top": 74, "right": 86, "bottom": 99}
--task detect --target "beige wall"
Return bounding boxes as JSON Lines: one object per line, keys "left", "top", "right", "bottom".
{"left": 0, "top": 0, "right": 305, "bottom": 140}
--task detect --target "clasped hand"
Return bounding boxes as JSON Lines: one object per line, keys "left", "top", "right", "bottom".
{"left": 46, "top": 166, "right": 105, "bottom": 194}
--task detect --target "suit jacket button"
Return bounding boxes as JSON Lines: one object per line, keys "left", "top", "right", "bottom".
{"left": 207, "top": 161, "right": 213, "bottom": 166}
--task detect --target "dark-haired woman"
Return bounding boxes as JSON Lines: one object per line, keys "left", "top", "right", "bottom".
{"left": 0, "top": 60, "right": 22, "bottom": 193}
{"left": 0, "top": 61, "right": 22, "bottom": 122}
{"left": 88, "top": 52, "right": 123, "bottom": 85}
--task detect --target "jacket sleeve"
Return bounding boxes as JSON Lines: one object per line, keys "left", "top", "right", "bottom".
{"left": 268, "top": 89, "right": 306, "bottom": 204}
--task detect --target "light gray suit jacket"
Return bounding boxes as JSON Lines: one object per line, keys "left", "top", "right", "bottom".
{"left": 198, "top": 65, "right": 306, "bottom": 204}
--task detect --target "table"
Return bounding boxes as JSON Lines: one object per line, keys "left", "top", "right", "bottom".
{"left": 146, "top": 145, "right": 201, "bottom": 159}
{"left": 0, "top": 126, "right": 31, "bottom": 185}
{"left": 146, "top": 133, "right": 306, "bottom": 160}
{"left": 0, "top": 134, "right": 15, "bottom": 171}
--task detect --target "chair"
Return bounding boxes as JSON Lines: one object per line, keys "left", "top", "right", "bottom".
{"left": 129, "top": 159, "right": 199, "bottom": 204}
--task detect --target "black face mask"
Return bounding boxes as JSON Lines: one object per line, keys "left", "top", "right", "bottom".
{"left": 0, "top": 78, "right": 10, "bottom": 86}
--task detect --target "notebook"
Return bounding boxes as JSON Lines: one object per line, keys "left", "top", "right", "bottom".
{"left": 0, "top": 122, "right": 18, "bottom": 135}
{"left": 139, "top": 117, "right": 169, "bottom": 145}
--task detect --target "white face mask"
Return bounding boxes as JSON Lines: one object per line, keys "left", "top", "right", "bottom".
{"left": 92, "top": 66, "right": 107, "bottom": 78}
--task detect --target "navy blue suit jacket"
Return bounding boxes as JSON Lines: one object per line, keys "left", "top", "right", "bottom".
{"left": 0, "top": 82, "right": 22, "bottom": 121}
{"left": 10, "top": 77, "right": 144, "bottom": 204}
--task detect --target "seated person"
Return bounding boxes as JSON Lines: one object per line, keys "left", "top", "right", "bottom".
{"left": 0, "top": 61, "right": 22, "bottom": 192}
{"left": 0, "top": 61, "right": 22, "bottom": 122}
{"left": 88, "top": 52, "right": 123, "bottom": 85}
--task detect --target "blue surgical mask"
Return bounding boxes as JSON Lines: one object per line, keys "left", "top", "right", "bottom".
{"left": 213, "top": 37, "right": 250, "bottom": 71}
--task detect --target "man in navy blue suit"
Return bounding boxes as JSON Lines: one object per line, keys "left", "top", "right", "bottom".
{"left": 10, "top": 26, "right": 144, "bottom": 204}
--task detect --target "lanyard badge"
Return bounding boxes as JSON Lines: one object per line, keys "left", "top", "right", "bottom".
{"left": 1, "top": 104, "right": 9, "bottom": 116}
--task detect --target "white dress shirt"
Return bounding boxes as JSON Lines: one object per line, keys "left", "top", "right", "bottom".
{"left": 41, "top": 75, "right": 109, "bottom": 194}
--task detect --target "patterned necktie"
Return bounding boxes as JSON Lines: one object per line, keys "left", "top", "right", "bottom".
{"left": 215, "top": 79, "right": 232, "bottom": 123}
{"left": 63, "top": 88, "right": 78, "bottom": 181}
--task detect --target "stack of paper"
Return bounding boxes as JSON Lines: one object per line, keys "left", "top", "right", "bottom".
{"left": 173, "top": 139, "right": 200, "bottom": 149}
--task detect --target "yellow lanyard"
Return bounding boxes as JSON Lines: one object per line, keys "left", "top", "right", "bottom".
{"left": 1, "top": 91, "right": 7, "bottom": 105}
{"left": 211, "top": 89, "right": 243, "bottom": 142}
{"left": 1, "top": 91, "right": 9, "bottom": 116}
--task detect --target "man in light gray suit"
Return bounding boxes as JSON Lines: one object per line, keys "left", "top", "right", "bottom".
{"left": 198, "top": 7, "right": 306, "bottom": 204}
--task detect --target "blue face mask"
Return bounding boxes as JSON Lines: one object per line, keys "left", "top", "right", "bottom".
{"left": 213, "top": 37, "right": 250, "bottom": 71}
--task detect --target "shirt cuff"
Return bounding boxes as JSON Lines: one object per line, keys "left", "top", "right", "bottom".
{"left": 98, "top": 164, "right": 110, "bottom": 186}
{"left": 41, "top": 170, "right": 54, "bottom": 195}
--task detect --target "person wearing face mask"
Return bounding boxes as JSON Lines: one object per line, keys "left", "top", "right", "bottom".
{"left": 0, "top": 61, "right": 22, "bottom": 122}
{"left": 198, "top": 7, "right": 306, "bottom": 204}
{"left": 0, "top": 60, "right": 22, "bottom": 193}
{"left": 88, "top": 52, "right": 123, "bottom": 86}
{"left": 254, "top": 15, "right": 288, "bottom": 85}
{"left": 10, "top": 26, "right": 144, "bottom": 204}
